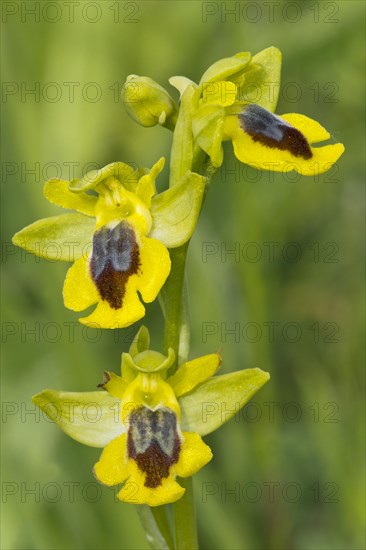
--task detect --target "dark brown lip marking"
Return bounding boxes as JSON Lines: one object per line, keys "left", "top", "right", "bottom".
{"left": 127, "top": 407, "right": 181, "bottom": 489}
{"left": 90, "top": 221, "right": 140, "bottom": 310}
{"left": 239, "top": 104, "right": 313, "bottom": 160}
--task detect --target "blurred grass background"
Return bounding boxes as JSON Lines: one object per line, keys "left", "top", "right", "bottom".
{"left": 1, "top": 1, "right": 365, "bottom": 549}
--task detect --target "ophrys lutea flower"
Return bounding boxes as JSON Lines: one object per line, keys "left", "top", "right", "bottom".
{"left": 171, "top": 47, "right": 344, "bottom": 174}
{"left": 33, "top": 327, "right": 270, "bottom": 506}
{"left": 12, "top": 159, "right": 205, "bottom": 328}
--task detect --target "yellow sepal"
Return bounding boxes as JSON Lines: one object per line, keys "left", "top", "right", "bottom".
{"left": 44, "top": 179, "right": 97, "bottom": 216}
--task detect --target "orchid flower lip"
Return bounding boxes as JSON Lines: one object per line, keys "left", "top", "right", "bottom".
{"left": 90, "top": 221, "right": 140, "bottom": 310}
{"left": 127, "top": 406, "right": 181, "bottom": 489}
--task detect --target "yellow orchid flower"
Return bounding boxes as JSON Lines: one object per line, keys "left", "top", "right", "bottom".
{"left": 188, "top": 47, "right": 344, "bottom": 173}
{"left": 61, "top": 159, "right": 169, "bottom": 328}
{"left": 33, "top": 327, "right": 270, "bottom": 507}
{"left": 12, "top": 160, "right": 205, "bottom": 329}
{"left": 93, "top": 357, "right": 213, "bottom": 507}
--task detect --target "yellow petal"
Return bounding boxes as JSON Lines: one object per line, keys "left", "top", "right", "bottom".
{"left": 44, "top": 179, "right": 97, "bottom": 216}
{"left": 100, "top": 372, "right": 129, "bottom": 398}
{"left": 168, "top": 353, "right": 221, "bottom": 397}
{"left": 79, "top": 281, "right": 145, "bottom": 329}
{"left": 175, "top": 432, "right": 212, "bottom": 478}
{"left": 117, "top": 460, "right": 185, "bottom": 506}
{"left": 135, "top": 174, "right": 156, "bottom": 208}
{"left": 63, "top": 256, "right": 98, "bottom": 312}
{"left": 93, "top": 434, "right": 129, "bottom": 486}
{"left": 137, "top": 237, "right": 171, "bottom": 303}
{"left": 135, "top": 157, "right": 165, "bottom": 207}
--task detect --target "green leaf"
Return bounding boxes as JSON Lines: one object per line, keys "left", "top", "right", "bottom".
{"left": 199, "top": 52, "right": 252, "bottom": 84}
{"left": 150, "top": 171, "right": 206, "bottom": 248}
{"left": 12, "top": 213, "right": 95, "bottom": 262}
{"left": 179, "top": 368, "right": 270, "bottom": 435}
{"left": 33, "top": 390, "right": 124, "bottom": 448}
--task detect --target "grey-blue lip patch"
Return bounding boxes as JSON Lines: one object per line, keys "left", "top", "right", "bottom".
{"left": 238, "top": 104, "right": 313, "bottom": 160}
{"left": 90, "top": 221, "right": 140, "bottom": 310}
{"left": 127, "top": 406, "right": 181, "bottom": 488}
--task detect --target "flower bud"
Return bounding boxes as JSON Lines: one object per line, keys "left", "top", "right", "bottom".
{"left": 122, "top": 75, "right": 178, "bottom": 129}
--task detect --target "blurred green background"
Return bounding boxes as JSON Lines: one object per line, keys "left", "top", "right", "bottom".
{"left": 2, "top": 1, "right": 365, "bottom": 549}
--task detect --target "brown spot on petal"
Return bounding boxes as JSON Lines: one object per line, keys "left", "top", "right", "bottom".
{"left": 239, "top": 104, "right": 312, "bottom": 160}
{"left": 90, "top": 221, "right": 140, "bottom": 310}
{"left": 127, "top": 407, "right": 181, "bottom": 488}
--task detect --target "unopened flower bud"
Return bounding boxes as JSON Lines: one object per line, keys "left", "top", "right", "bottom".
{"left": 122, "top": 75, "right": 178, "bottom": 130}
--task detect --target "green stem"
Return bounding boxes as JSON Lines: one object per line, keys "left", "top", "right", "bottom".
{"left": 162, "top": 243, "right": 198, "bottom": 550}
{"left": 162, "top": 243, "right": 189, "bottom": 370}
{"left": 137, "top": 247, "right": 192, "bottom": 550}
{"left": 169, "top": 85, "right": 197, "bottom": 187}
{"left": 173, "top": 478, "right": 198, "bottom": 550}
{"left": 178, "top": 278, "right": 190, "bottom": 364}
{"left": 159, "top": 81, "right": 214, "bottom": 550}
